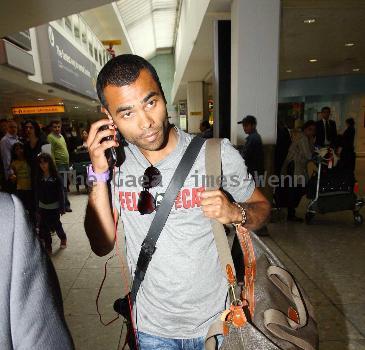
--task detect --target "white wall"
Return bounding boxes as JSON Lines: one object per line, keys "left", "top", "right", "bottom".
{"left": 171, "top": 0, "right": 211, "bottom": 103}
{"left": 231, "top": 0, "right": 280, "bottom": 145}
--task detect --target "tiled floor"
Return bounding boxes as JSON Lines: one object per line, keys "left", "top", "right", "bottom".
{"left": 51, "top": 189, "right": 365, "bottom": 350}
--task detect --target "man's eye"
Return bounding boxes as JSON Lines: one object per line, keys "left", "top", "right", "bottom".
{"left": 146, "top": 100, "right": 156, "bottom": 109}
{"left": 122, "top": 112, "right": 132, "bottom": 119}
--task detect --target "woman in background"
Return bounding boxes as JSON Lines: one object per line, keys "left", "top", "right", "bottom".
{"left": 35, "top": 153, "right": 67, "bottom": 254}
{"left": 338, "top": 117, "right": 356, "bottom": 173}
{"left": 10, "top": 142, "right": 32, "bottom": 214}
{"left": 280, "top": 120, "right": 316, "bottom": 222}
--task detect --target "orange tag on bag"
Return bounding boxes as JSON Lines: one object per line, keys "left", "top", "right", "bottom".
{"left": 231, "top": 305, "right": 247, "bottom": 328}
{"left": 288, "top": 306, "right": 300, "bottom": 324}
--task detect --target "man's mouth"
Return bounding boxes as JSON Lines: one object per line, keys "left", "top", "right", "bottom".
{"left": 141, "top": 130, "right": 159, "bottom": 142}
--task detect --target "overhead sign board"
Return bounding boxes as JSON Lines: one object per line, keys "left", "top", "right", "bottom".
{"left": 36, "top": 24, "right": 98, "bottom": 99}
{"left": 12, "top": 105, "right": 65, "bottom": 115}
{"left": 5, "top": 30, "right": 32, "bottom": 51}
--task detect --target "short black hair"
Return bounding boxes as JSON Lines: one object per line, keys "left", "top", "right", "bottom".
{"left": 346, "top": 117, "right": 355, "bottom": 127}
{"left": 96, "top": 54, "right": 166, "bottom": 109}
{"left": 321, "top": 106, "right": 331, "bottom": 113}
{"left": 50, "top": 120, "right": 61, "bottom": 127}
{"left": 303, "top": 120, "right": 316, "bottom": 130}
{"left": 0, "top": 118, "right": 8, "bottom": 123}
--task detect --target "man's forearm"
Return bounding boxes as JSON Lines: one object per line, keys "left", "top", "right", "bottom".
{"left": 239, "top": 200, "right": 271, "bottom": 231}
{"left": 84, "top": 183, "right": 115, "bottom": 256}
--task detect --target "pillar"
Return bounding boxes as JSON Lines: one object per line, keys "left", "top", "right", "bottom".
{"left": 187, "top": 81, "right": 204, "bottom": 133}
{"left": 231, "top": 0, "right": 280, "bottom": 145}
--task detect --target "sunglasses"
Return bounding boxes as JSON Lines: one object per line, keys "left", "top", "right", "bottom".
{"left": 137, "top": 165, "right": 162, "bottom": 215}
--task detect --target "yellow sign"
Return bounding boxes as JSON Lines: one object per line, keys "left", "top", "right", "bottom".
{"left": 12, "top": 105, "right": 65, "bottom": 115}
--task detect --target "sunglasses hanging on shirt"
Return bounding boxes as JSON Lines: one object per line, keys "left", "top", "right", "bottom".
{"left": 137, "top": 165, "right": 162, "bottom": 215}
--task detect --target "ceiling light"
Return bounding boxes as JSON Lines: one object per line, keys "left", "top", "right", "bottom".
{"left": 345, "top": 43, "right": 355, "bottom": 47}
{"left": 309, "top": 59, "right": 318, "bottom": 63}
{"left": 286, "top": 69, "right": 292, "bottom": 73}
{"left": 353, "top": 68, "right": 360, "bottom": 72}
{"left": 37, "top": 98, "right": 45, "bottom": 101}
{"left": 304, "top": 19, "right": 316, "bottom": 24}
{"left": 73, "top": 106, "right": 79, "bottom": 109}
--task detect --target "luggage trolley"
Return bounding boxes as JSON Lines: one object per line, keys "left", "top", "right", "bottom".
{"left": 305, "top": 150, "right": 364, "bottom": 225}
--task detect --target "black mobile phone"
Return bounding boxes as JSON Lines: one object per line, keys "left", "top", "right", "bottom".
{"left": 99, "top": 124, "right": 117, "bottom": 168}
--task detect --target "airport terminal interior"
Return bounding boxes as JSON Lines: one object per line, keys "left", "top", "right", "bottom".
{"left": 0, "top": 0, "right": 365, "bottom": 349}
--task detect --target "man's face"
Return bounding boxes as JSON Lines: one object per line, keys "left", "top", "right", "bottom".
{"left": 24, "top": 122, "right": 34, "bottom": 138}
{"left": 7, "top": 121, "right": 17, "bottom": 136}
{"left": 52, "top": 123, "right": 62, "bottom": 135}
{"left": 322, "top": 109, "right": 330, "bottom": 120}
{"left": 243, "top": 123, "right": 254, "bottom": 135}
{"left": 103, "top": 69, "right": 168, "bottom": 152}
{"left": 0, "top": 121, "right": 7, "bottom": 134}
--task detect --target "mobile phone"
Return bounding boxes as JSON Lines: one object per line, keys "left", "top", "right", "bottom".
{"left": 99, "top": 124, "right": 117, "bottom": 168}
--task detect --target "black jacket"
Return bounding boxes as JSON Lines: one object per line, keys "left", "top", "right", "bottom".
{"left": 315, "top": 119, "right": 337, "bottom": 147}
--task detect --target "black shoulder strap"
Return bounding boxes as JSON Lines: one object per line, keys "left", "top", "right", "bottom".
{"left": 130, "top": 136, "right": 206, "bottom": 304}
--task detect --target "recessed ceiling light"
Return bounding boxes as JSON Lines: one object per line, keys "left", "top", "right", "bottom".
{"left": 304, "top": 19, "right": 316, "bottom": 24}
{"left": 286, "top": 69, "right": 292, "bottom": 73}
{"left": 73, "top": 106, "right": 79, "bottom": 109}
{"left": 309, "top": 59, "right": 318, "bottom": 63}
{"left": 345, "top": 43, "right": 355, "bottom": 47}
{"left": 353, "top": 68, "right": 360, "bottom": 72}
{"left": 37, "top": 98, "right": 45, "bottom": 101}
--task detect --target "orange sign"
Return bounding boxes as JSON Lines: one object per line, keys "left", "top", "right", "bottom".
{"left": 12, "top": 105, "right": 65, "bottom": 115}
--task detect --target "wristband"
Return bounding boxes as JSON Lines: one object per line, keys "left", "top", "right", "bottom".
{"left": 232, "top": 202, "right": 247, "bottom": 227}
{"left": 87, "top": 164, "right": 110, "bottom": 183}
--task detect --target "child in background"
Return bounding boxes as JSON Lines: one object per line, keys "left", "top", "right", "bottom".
{"left": 35, "top": 153, "right": 67, "bottom": 254}
{"left": 10, "top": 142, "right": 33, "bottom": 213}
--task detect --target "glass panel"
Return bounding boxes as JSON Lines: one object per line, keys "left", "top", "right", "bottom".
{"left": 65, "top": 16, "right": 72, "bottom": 33}
{"left": 89, "top": 42, "right": 93, "bottom": 56}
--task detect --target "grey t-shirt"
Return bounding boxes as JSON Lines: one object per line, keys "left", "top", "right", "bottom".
{"left": 112, "top": 128, "right": 254, "bottom": 339}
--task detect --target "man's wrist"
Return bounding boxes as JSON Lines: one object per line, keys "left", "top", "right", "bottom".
{"left": 232, "top": 202, "right": 247, "bottom": 227}
{"left": 87, "top": 164, "right": 110, "bottom": 184}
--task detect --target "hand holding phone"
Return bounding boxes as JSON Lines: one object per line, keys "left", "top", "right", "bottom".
{"left": 87, "top": 119, "right": 119, "bottom": 173}
{"left": 99, "top": 124, "right": 117, "bottom": 168}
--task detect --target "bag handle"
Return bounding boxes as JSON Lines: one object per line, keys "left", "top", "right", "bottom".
{"left": 130, "top": 136, "right": 206, "bottom": 304}
{"left": 204, "top": 139, "right": 236, "bottom": 277}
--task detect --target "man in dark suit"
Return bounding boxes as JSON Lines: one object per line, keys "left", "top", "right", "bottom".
{"left": 315, "top": 106, "right": 337, "bottom": 147}
{"left": 0, "top": 193, "right": 74, "bottom": 349}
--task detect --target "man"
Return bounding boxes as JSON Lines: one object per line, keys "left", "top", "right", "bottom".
{"left": 47, "top": 120, "right": 72, "bottom": 212}
{"left": 237, "top": 115, "right": 264, "bottom": 177}
{"left": 84, "top": 54, "right": 270, "bottom": 349}
{"left": 0, "top": 192, "right": 74, "bottom": 350}
{"left": 0, "top": 120, "right": 19, "bottom": 192}
{"left": 0, "top": 118, "right": 8, "bottom": 139}
{"left": 0, "top": 118, "right": 8, "bottom": 190}
{"left": 315, "top": 106, "right": 337, "bottom": 147}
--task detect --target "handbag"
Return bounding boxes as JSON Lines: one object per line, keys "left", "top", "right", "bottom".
{"left": 204, "top": 139, "right": 319, "bottom": 350}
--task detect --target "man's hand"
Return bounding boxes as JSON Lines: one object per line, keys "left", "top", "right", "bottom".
{"left": 201, "top": 188, "right": 271, "bottom": 231}
{"left": 200, "top": 190, "right": 242, "bottom": 225}
{"left": 87, "top": 118, "right": 118, "bottom": 173}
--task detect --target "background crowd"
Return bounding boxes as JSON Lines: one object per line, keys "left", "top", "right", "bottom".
{"left": 0, "top": 118, "right": 89, "bottom": 253}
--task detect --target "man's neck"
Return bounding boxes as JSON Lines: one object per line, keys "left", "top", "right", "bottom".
{"left": 52, "top": 132, "right": 61, "bottom": 137}
{"left": 139, "top": 126, "right": 178, "bottom": 165}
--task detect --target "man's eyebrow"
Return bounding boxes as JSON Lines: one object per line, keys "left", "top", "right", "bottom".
{"left": 116, "top": 104, "right": 134, "bottom": 114}
{"left": 115, "top": 91, "right": 159, "bottom": 114}
{"left": 141, "top": 91, "right": 159, "bottom": 104}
